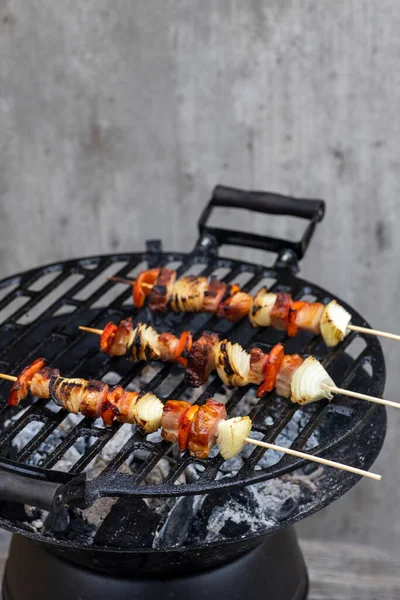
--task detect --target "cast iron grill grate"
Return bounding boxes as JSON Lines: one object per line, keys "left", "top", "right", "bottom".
{"left": 0, "top": 186, "right": 386, "bottom": 508}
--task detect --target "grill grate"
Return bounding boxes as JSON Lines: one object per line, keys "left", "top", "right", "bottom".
{"left": 0, "top": 246, "right": 385, "bottom": 505}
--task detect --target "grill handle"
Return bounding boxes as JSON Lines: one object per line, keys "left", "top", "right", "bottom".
{"left": 197, "top": 184, "right": 325, "bottom": 263}
{"left": 0, "top": 462, "right": 85, "bottom": 512}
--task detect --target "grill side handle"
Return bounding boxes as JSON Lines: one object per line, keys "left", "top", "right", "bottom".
{"left": 197, "top": 184, "right": 325, "bottom": 264}
{"left": 0, "top": 463, "right": 85, "bottom": 512}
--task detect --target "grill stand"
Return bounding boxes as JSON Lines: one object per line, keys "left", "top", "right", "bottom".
{"left": 3, "top": 527, "right": 308, "bottom": 600}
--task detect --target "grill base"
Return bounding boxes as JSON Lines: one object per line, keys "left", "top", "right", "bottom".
{"left": 3, "top": 528, "right": 308, "bottom": 600}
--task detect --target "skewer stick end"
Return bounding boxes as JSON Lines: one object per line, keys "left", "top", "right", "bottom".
{"left": 0, "top": 373, "right": 17, "bottom": 382}
{"left": 79, "top": 326, "right": 104, "bottom": 336}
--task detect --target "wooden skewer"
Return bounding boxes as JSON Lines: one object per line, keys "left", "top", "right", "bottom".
{"left": 107, "top": 276, "right": 400, "bottom": 343}
{"left": 244, "top": 438, "right": 381, "bottom": 481}
{"left": 0, "top": 373, "right": 17, "bottom": 382}
{"left": 79, "top": 325, "right": 399, "bottom": 410}
{"left": 79, "top": 325, "right": 104, "bottom": 336}
{"left": 347, "top": 324, "right": 400, "bottom": 342}
{"left": 0, "top": 372, "right": 379, "bottom": 480}
{"left": 107, "top": 276, "right": 135, "bottom": 286}
{"left": 323, "top": 384, "right": 400, "bottom": 409}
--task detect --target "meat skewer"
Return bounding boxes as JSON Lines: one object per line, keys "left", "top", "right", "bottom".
{"left": 0, "top": 361, "right": 381, "bottom": 480}
{"left": 107, "top": 270, "right": 400, "bottom": 346}
{"left": 79, "top": 320, "right": 400, "bottom": 410}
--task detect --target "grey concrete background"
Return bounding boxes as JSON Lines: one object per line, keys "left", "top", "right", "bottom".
{"left": 0, "top": 0, "right": 399, "bottom": 554}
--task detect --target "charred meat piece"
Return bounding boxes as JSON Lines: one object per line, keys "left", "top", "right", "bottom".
{"left": 161, "top": 400, "right": 191, "bottom": 443}
{"left": 185, "top": 332, "right": 219, "bottom": 386}
{"left": 217, "top": 286, "right": 252, "bottom": 322}
{"left": 201, "top": 277, "right": 228, "bottom": 313}
{"left": 30, "top": 366, "right": 60, "bottom": 399}
{"left": 8, "top": 358, "right": 47, "bottom": 406}
{"left": 187, "top": 399, "right": 227, "bottom": 459}
{"left": 109, "top": 318, "right": 134, "bottom": 356}
{"left": 270, "top": 293, "right": 292, "bottom": 331}
{"left": 275, "top": 354, "right": 304, "bottom": 398}
{"left": 147, "top": 269, "right": 176, "bottom": 312}
{"left": 101, "top": 384, "right": 124, "bottom": 426}
{"left": 248, "top": 347, "right": 268, "bottom": 385}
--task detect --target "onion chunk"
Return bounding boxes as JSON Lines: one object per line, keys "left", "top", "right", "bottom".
{"left": 217, "top": 416, "right": 252, "bottom": 460}
{"left": 320, "top": 300, "right": 351, "bottom": 347}
{"left": 291, "top": 357, "right": 335, "bottom": 405}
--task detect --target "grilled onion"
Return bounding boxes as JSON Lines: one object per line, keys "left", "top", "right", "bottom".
{"left": 133, "top": 392, "right": 164, "bottom": 432}
{"left": 215, "top": 341, "right": 250, "bottom": 387}
{"left": 249, "top": 288, "right": 277, "bottom": 327}
{"left": 129, "top": 323, "right": 160, "bottom": 361}
{"left": 290, "top": 357, "right": 335, "bottom": 405}
{"left": 171, "top": 276, "right": 208, "bottom": 312}
{"left": 320, "top": 300, "right": 351, "bottom": 347}
{"left": 217, "top": 416, "right": 252, "bottom": 460}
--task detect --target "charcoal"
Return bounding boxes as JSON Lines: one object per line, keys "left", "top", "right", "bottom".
{"left": 43, "top": 507, "right": 70, "bottom": 533}
{"left": 94, "top": 497, "right": 161, "bottom": 548}
{"left": 153, "top": 496, "right": 198, "bottom": 549}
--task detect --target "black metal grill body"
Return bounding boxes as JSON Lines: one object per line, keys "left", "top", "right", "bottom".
{"left": 0, "top": 185, "right": 387, "bottom": 573}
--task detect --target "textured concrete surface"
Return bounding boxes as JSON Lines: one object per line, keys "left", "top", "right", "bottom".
{"left": 0, "top": 0, "right": 399, "bottom": 553}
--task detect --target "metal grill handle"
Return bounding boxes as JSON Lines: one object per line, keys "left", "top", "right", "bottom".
{"left": 0, "top": 463, "right": 85, "bottom": 511}
{"left": 197, "top": 184, "right": 325, "bottom": 263}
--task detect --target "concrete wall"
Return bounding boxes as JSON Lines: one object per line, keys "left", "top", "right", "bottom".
{"left": 0, "top": 0, "right": 399, "bottom": 552}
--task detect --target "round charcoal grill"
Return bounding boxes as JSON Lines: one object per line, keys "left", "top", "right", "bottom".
{"left": 0, "top": 186, "right": 387, "bottom": 600}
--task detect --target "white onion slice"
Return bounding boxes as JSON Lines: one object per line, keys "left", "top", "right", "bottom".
{"left": 133, "top": 392, "right": 164, "bottom": 432}
{"left": 130, "top": 324, "right": 160, "bottom": 361}
{"left": 320, "top": 300, "right": 351, "bottom": 347}
{"left": 290, "top": 357, "right": 335, "bottom": 405}
{"left": 249, "top": 288, "right": 277, "bottom": 327}
{"left": 215, "top": 341, "right": 250, "bottom": 386}
{"left": 217, "top": 416, "right": 252, "bottom": 460}
{"left": 171, "top": 277, "right": 208, "bottom": 312}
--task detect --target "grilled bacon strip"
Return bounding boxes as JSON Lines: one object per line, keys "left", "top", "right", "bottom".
{"left": 112, "top": 268, "right": 346, "bottom": 347}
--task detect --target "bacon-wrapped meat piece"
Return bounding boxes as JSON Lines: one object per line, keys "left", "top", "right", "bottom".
{"left": 217, "top": 286, "right": 253, "bottom": 322}
{"left": 161, "top": 400, "right": 191, "bottom": 443}
{"left": 147, "top": 269, "right": 176, "bottom": 312}
{"left": 108, "top": 318, "right": 134, "bottom": 356}
{"left": 30, "top": 366, "right": 60, "bottom": 399}
{"left": 270, "top": 293, "right": 292, "bottom": 331}
{"left": 288, "top": 302, "right": 324, "bottom": 337}
{"left": 248, "top": 347, "right": 268, "bottom": 385}
{"left": 275, "top": 354, "right": 304, "bottom": 398}
{"left": 188, "top": 399, "right": 227, "bottom": 458}
{"left": 185, "top": 332, "right": 219, "bottom": 386}
{"left": 201, "top": 277, "right": 228, "bottom": 313}
{"left": 80, "top": 380, "right": 109, "bottom": 419}
{"left": 9, "top": 358, "right": 47, "bottom": 406}
{"left": 101, "top": 385, "right": 124, "bottom": 426}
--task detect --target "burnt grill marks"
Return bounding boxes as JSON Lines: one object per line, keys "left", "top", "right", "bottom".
{"left": 0, "top": 250, "right": 386, "bottom": 503}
